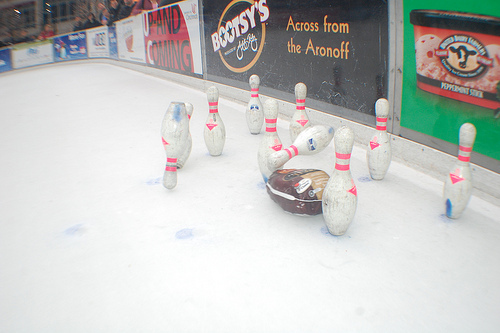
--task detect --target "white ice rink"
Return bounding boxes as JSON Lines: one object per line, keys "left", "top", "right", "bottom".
{"left": 1, "top": 63, "right": 499, "bottom": 332}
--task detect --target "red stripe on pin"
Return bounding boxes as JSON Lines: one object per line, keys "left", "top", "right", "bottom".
{"left": 376, "top": 117, "right": 387, "bottom": 123}
{"left": 251, "top": 94, "right": 258, "bottom": 98}
{"left": 376, "top": 125, "right": 387, "bottom": 131}
{"left": 458, "top": 155, "right": 470, "bottom": 162}
{"left": 285, "top": 146, "right": 298, "bottom": 159}
{"left": 296, "top": 99, "right": 305, "bottom": 104}
{"left": 209, "top": 109, "right": 218, "bottom": 113}
{"left": 336, "top": 152, "right": 351, "bottom": 159}
{"left": 167, "top": 157, "right": 177, "bottom": 163}
{"left": 251, "top": 88, "right": 259, "bottom": 92}
{"left": 266, "top": 127, "right": 277, "bottom": 132}
{"left": 165, "top": 166, "right": 176, "bottom": 172}
{"left": 459, "top": 145, "right": 472, "bottom": 152}
{"left": 296, "top": 105, "right": 305, "bottom": 110}
{"left": 208, "top": 102, "right": 218, "bottom": 106}
{"left": 335, "top": 163, "right": 350, "bottom": 171}
{"left": 266, "top": 118, "right": 277, "bottom": 124}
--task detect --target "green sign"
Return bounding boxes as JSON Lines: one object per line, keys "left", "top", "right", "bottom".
{"left": 402, "top": 0, "right": 500, "bottom": 162}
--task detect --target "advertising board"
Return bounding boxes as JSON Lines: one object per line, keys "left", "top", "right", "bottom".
{"left": 116, "top": 15, "right": 147, "bottom": 63}
{"left": 0, "top": 48, "right": 12, "bottom": 73}
{"left": 204, "top": 0, "right": 389, "bottom": 116}
{"left": 108, "top": 26, "right": 119, "bottom": 60}
{"left": 11, "top": 40, "right": 54, "bottom": 69}
{"left": 402, "top": 0, "right": 500, "bottom": 163}
{"left": 87, "top": 26, "right": 110, "bottom": 58}
{"left": 143, "top": 0, "right": 203, "bottom": 76}
{"left": 53, "top": 31, "right": 87, "bottom": 62}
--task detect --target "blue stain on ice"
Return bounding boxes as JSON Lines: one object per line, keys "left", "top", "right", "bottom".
{"left": 320, "top": 226, "right": 351, "bottom": 238}
{"left": 257, "top": 180, "right": 267, "bottom": 190}
{"left": 440, "top": 213, "right": 453, "bottom": 223}
{"left": 320, "top": 226, "right": 331, "bottom": 235}
{"left": 146, "top": 177, "right": 162, "bottom": 185}
{"left": 175, "top": 228, "right": 194, "bottom": 239}
{"left": 358, "top": 176, "right": 372, "bottom": 183}
{"left": 64, "top": 223, "right": 84, "bottom": 236}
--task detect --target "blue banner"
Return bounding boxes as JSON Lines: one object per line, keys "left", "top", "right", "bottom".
{"left": 0, "top": 48, "right": 12, "bottom": 73}
{"left": 53, "top": 32, "right": 88, "bottom": 62}
{"left": 108, "top": 26, "right": 118, "bottom": 60}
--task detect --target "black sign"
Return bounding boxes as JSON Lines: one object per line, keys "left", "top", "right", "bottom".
{"left": 204, "top": 0, "right": 389, "bottom": 116}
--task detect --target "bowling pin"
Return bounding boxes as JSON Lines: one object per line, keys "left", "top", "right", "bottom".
{"left": 443, "top": 123, "right": 476, "bottom": 219}
{"left": 161, "top": 102, "right": 190, "bottom": 189}
{"left": 290, "top": 82, "right": 311, "bottom": 142}
{"left": 204, "top": 86, "right": 226, "bottom": 156}
{"left": 257, "top": 98, "right": 283, "bottom": 182}
{"left": 367, "top": 98, "right": 392, "bottom": 180}
{"left": 322, "top": 126, "right": 358, "bottom": 236}
{"left": 177, "top": 102, "right": 193, "bottom": 169}
{"left": 246, "top": 74, "right": 264, "bottom": 135}
{"left": 267, "top": 125, "right": 334, "bottom": 172}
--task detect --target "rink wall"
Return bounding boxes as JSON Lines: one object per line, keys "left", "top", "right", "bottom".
{"left": 1, "top": 0, "right": 499, "bottom": 203}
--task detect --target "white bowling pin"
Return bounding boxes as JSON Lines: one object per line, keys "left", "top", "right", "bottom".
{"left": 267, "top": 125, "right": 334, "bottom": 171}
{"left": 161, "top": 102, "right": 190, "bottom": 189}
{"left": 290, "top": 82, "right": 311, "bottom": 142}
{"left": 257, "top": 98, "right": 283, "bottom": 182}
{"left": 443, "top": 123, "right": 476, "bottom": 219}
{"left": 177, "top": 102, "right": 193, "bottom": 169}
{"left": 204, "top": 86, "right": 226, "bottom": 156}
{"left": 367, "top": 98, "right": 392, "bottom": 180}
{"left": 246, "top": 74, "right": 264, "bottom": 135}
{"left": 322, "top": 126, "right": 358, "bottom": 236}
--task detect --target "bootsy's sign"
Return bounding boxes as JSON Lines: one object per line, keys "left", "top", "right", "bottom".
{"left": 210, "top": 0, "right": 269, "bottom": 73}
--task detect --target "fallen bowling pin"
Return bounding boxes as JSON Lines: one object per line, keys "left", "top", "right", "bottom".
{"left": 322, "top": 126, "right": 358, "bottom": 236}
{"left": 177, "top": 102, "right": 193, "bottom": 169}
{"left": 204, "top": 86, "right": 226, "bottom": 156}
{"left": 161, "top": 102, "right": 190, "bottom": 189}
{"left": 443, "top": 122, "right": 476, "bottom": 219}
{"left": 290, "top": 82, "right": 311, "bottom": 142}
{"left": 367, "top": 98, "right": 392, "bottom": 180}
{"left": 267, "top": 125, "right": 334, "bottom": 172}
{"left": 257, "top": 98, "right": 283, "bottom": 182}
{"left": 246, "top": 74, "right": 264, "bottom": 135}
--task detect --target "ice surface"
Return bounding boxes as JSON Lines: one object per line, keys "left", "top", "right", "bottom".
{"left": 1, "top": 63, "right": 499, "bottom": 332}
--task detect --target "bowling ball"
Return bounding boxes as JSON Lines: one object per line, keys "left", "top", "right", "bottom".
{"left": 266, "top": 169, "right": 329, "bottom": 216}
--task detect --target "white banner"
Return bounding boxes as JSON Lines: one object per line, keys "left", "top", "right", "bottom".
{"left": 87, "top": 26, "right": 110, "bottom": 58}
{"left": 12, "top": 41, "right": 54, "bottom": 69}
{"left": 116, "top": 15, "right": 146, "bottom": 63}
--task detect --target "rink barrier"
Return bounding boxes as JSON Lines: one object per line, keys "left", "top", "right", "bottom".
{"left": 95, "top": 58, "right": 500, "bottom": 205}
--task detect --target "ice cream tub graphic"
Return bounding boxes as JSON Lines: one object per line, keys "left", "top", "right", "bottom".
{"left": 124, "top": 27, "right": 134, "bottom": 52}
{"left": 410, "top": 10, "right": 500, "bottom": 110}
